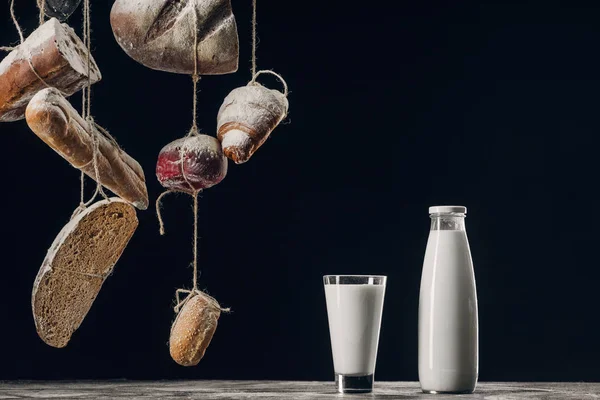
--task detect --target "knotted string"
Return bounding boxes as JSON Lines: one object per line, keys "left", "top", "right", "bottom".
{"left": 157, "top": 7, "right": 207, "bottom": 310}
{"left": 250, "top": 69, "right": 289, "bottom": 98}
{"left": 174, "top": 288, "right": 230, "bottom": 314}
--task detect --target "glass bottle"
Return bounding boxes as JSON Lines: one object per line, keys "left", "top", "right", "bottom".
{"left": 418, "top": 205, "right": 478, "bottom": 393}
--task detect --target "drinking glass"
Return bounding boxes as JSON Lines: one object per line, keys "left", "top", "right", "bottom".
{"left": 324, "top": 275, "right": 387, "bottom": 393}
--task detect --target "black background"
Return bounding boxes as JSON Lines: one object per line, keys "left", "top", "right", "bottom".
{"left": 1, "top": 0, "right": 599, "bottom": 382}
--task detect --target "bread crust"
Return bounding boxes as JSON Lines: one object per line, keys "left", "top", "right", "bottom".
{"left": 169, "top": 293, "right": 221, "bottom": 366}
{"left": 217, "top": 84, "right": 288, "bottom": 164}
{"left": 0, "top": 18, "right": 101, "bottom": 122}
{"left": 32, "top": 198, "right": 138, "bottom": 348}
{"left": 110, "top": 0, "right": 239, "bottom": 75}
{"left": 156, "top": 135, "right": 228, "bottom": 193}
{"left": 26, "top": 88, "right": 149, "bottom": 210}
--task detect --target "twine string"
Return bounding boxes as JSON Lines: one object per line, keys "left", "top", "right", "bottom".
{"left": 158, "top": 3, "right": 226, "bottom": 314}
{"left": 5, "top": 0, "right": 24, "bottom": 46}
{"left": 192, "top": 193, "right": 199, "bottom": 290}
{"left": 251, "top": 0, "right": 257, "bottom": 77}
{"left": 156, "top": 189, "right": 201, "bottom": 286}
{"left": 174, "top": 288, "right": 231, "bottom": 314}
{"left": 77, "top": 0, "right": 111, "bottom": 209}
{"left": 188, "top": 9, "right": 200, "bottom": 137}
{"left": 156, "top": 190, "right": 177, "bottom": 236}
{"left": 36, "top": 0, "right": 46, "bottom": 26}
{"left": 1, "top": 0, "right": 58, "bottom": 94}
{"left": 250, "top": 69, "right": 289, "bottom": 97}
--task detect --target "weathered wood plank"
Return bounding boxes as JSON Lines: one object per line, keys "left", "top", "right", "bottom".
{"left": 0, "top": 381, "right": 598, "bottom": 399}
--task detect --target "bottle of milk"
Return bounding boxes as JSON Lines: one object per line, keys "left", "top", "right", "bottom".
{"left": 418, "top": 205, "right": 478, "bottom": 394}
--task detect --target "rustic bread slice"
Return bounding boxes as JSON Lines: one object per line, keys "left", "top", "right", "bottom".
{"left": 32, "top": 198, "right": 138, "bottom": 348}
{"left": 169, "top": 293, "right": 222, "bottom": 366}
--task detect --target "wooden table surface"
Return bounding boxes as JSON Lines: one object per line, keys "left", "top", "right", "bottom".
{"left": 0, "top": 381, "right": 598, "bottom": 399}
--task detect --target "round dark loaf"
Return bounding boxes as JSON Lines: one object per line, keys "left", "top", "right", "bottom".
{"left": 110, "top": 0, "right": 239, "bottom": 75}
{"left": 156, "top": 135, "right": 228, "bottom": 193}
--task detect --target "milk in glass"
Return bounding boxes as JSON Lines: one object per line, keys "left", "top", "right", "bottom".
{"left": 324, "top": 276, "right": 386, "bottom": 393}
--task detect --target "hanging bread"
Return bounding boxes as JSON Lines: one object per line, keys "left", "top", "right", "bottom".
{"left": 110, "top": 0, "right": 239, "bottom": 75}
{"left": 26, "top": 88, "right": 149, "bottom": 210}
{"left": 169, "top": 292, "right": 222, "bottom": 366}
{"left": 156, "top": 135, "right": 228, "bottom": 194}
{"left": 43, "top": 0, "right": 82, "bottom": 21}
{"left": 217, "top": 82, "right": 288, "bottom": 164}
{"left": 32, "top": 198, "right": 138, "bottom": 348}
{"left": 0, "top": 18, "right": 101, "bottom": 122}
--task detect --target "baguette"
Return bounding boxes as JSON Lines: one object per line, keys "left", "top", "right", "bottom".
{"left": 32, "top": 198, "right": 138, "bottom": 348}
{"left": 169, "top": 293, "right": 221, "bottom": 366}
{"left": 26, "top": 88, "right": 149, "bottom": 210}
{"left": 0, "top": 18, "right": 101, "bottom": 122}
{"left": 110, "top": 0, "right": 239, "bottom": 75}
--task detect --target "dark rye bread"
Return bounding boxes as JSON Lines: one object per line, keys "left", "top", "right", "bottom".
{"left": 169, "top": 293, "right": 221, "bottom": 366}
{"left": 32, "top": 198, "right": 138, "bottom": 348}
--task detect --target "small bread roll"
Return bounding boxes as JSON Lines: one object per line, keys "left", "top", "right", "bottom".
{"left": 217, "top": 83, "right": 288, "bottom": 164}
{"left": 169, "top": 293, "right": 222, "bottom": 367}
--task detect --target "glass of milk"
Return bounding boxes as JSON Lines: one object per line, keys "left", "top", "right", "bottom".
{"left": 324, "top": 275, "right": 387, "bottom": 394}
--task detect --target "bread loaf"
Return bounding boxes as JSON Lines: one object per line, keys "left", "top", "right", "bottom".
{"left": 43, "top": 0, "right": 82, "bottom": 21}
{"left": 110, "top": 0, "right": 239, "bottom": 75}
{"left": 217, "top": 83, "right": 288, "bottom": 164}
{"left": 32, "top": 198, "right": 138, "bottom": 348}
{"left": 26, "top": 88, "right": 149, "bottom": 210}
{"left": 0, "top": 18, "right": 101, "bottom": 122}
{"left": 169, "top": 293, "right": 221, "bottom": 366}
{"left": 156, "top": 135, "right": 228, "bottom": 194}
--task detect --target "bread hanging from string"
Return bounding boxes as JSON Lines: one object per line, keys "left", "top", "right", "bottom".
{"left": 217, "top": 71, "right": 289, "bottom": 164}
{"left": 42, "top": 0, "right": 82, "bottom": 21}
{"left": 0, "top": 18, "right": 101, "bottom": 122}
{"left": 26, "top": 88, "right": 149, "bottom": 210}
{"left": 169, "top": 291, "right": 226, "bottom": 366}
{"left": 32, "top": 198, "right": 138, "bottom": 348}
{"left": 110, "top": 0, "right": 239, "bottom": 75}
{"left": 156, "top": 135, "right": 228, "bottom": 194}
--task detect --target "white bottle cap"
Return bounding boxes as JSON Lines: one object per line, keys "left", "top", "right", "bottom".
{"left": 429, "top": 205, "right": 467, "bottom": 214}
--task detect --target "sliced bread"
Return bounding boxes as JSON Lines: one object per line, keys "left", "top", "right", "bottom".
{"left": 32, "top": 198, "right": 138, "bottom": 348}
